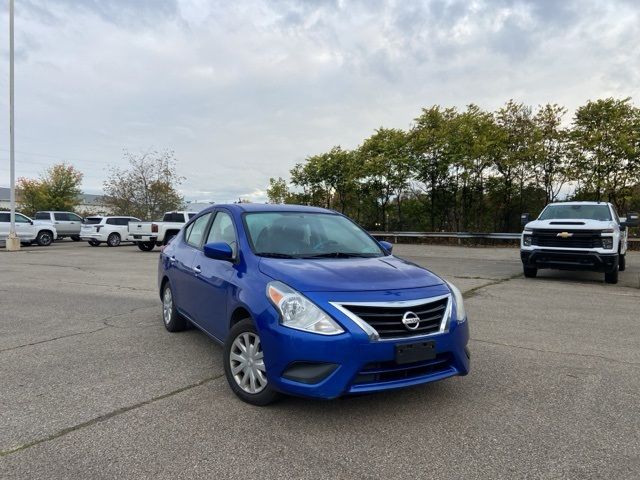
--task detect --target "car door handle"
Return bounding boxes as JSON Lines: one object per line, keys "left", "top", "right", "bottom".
{"left": 169, "top": 256, "right": 176, "bottom": 263}
{"left": 193, "top": 265, "right": 202, "bottom": 274}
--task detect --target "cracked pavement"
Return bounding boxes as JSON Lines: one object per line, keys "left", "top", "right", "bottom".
{"left": 1, "top": 242, "right": 639, "bottom": 479}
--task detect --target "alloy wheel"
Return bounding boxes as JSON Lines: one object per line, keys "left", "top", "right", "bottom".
{"left": 230, "top": 332, "right": 267, "bottom": 394}
{"left": 163, "top": 287, "right": 172, "bottom": 325}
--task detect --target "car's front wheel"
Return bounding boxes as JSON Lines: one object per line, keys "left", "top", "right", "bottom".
{"left": 88, "top": 239, "right": 101, "bottom": 247}
{"left": 223, "top": 319, "right": 280, "bottom": 406}
{"left": 523, "top": 265, "right": 537, "bottom": 278}
{"left": 605, "top": 268, "right": 618, "bottom": 284}
{"left": 162, "top": 282, "right": 187, "bottom": 332}
{"left": 107, "top": 233, "right": 121, "bottom": 247}
{"left": 618, "top": 253, "right": 626, "bottom": 272}
{"left": 36, "top": 230, "right": 53, "bottom": 246}
{"left": 137, "top": 241, "right": 155, "bottom": 251}
{"left": 71, "top": 235, "right": 81, "bottom": 242}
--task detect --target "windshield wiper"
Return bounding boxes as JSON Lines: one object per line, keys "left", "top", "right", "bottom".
{"left": 302, "top": 252, "right": 377, "bottom": 259}
{"left": 258, "top": 252, "right": 297, "bottom": 259}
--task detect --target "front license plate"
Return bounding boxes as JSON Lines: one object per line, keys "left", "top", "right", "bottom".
{"left": 395, "top": 341, "right": 436, "bottom": 364}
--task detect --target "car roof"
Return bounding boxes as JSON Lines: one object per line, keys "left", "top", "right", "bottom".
{"left": 204, "top": 203, "right": 334, "bottom": 214}
{"left": 547, "top": 201, "right": 611, "bottom": 206}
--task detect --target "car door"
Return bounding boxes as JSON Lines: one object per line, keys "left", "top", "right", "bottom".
{"left": 67, "top": 213, "right": 83, "bottom": 236}
{"left": 171, "top": 212, "right": 213, "bottom": 320}
{"left": 189, "top": 210, "right": 239, "bottom": 340}
{"left": 15, "top": 213, "right": 35, "bottom": 240}
{"left": 53, "top": 213, "right": 70, "bottom": 236}
{"left": 0, "top": 212, "right": 9, "bottom": 240}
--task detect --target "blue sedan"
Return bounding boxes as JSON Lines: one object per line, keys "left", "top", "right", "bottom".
{"left": 158, "top": 204, "right": 470, "bottom": 405}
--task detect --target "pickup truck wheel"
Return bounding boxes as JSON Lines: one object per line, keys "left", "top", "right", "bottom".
{"left": 162, "top": 283, "right": 187, "bottom": 332}
{"left": 163, "top": 233, "right": 176, "bottom": 245}
{"left": 523, "top": 265, "right": 537, "bottom": 278}
{"left": 71, "top": 235, "right": 81, "bottom": 242}
{"left": 36, "top": 230, "right": 53, "bottom": 246}
{"left": 618, "top": 254, "right": 626, "bottom": 272}
{"left": 88, "top": 240, "right": 101, "bottom": 247}
{"left": 107, "top": 233, "right": 121, "bottom": 247}
{"left": 223, "top": 319, "right": 280, "bottom": 406}
{"left": 605, "top": 268, "right": 618, "bottom": 284}
{"left": 137, "top": 241, "right": 155, "bottom": 251}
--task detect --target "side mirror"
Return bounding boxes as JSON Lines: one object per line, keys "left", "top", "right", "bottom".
{"left": 29, "top": 220, "right": 34, "bottom": 225}
{"left": 379, "top": 240, "right": 393, "bottom": 254}
{"left": 203, "top": 242, "right": 234, "bottom": 261}
{"left": 622, "top": 212, "right": 639, "bottom": 228}
{"left": 520, "top": 213, "right": 530, "bottom": 227}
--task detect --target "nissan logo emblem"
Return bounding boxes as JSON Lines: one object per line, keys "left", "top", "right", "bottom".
{"left": 401, "top": 311, "right": 421, "bottom": 330}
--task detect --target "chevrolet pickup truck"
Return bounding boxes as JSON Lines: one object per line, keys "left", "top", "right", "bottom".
{"left": 520, "top": 201, "right": 639, "bottom": 284}
{"left": 127, "top": 211, "right": 197, "bottom": 251}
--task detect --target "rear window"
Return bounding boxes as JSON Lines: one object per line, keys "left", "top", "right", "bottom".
{"left": 0, "top": 213, "right": 9, "bottom": 222}
{"left": 85, "top": 217, "right": 102, "bottom": 224}
{"left": 35, "top": 212, "right": 51, "bottom": 220}
{"left": 188, "top": 213, "right": 196, "bottom": 219}
{"left": 163, "top": 212, "right": 185, "bottom": 222}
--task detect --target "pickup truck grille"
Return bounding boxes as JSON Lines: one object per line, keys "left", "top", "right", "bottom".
{"left": 340, "top": 296, "right": 449, "bottom": 339}
{"left": 531, "top": 229, "right": 603, "bottom": 249}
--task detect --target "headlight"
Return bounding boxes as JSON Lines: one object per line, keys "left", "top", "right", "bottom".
{"left": 446, "top": 281, "right": 466, "bottom": 323}
{"left": 267, "top": 281, "right": 344, "bottom": 335}
{"left": 522, "top": 235, "right": 532, "bottom": 246}
{"left": 601, "top": 236, "right": 613, "bottom": 249}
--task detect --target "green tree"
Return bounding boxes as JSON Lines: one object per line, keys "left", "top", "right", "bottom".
{"left": 266, "top": 177, "right": 290, "bottom": 204}
{"left": 103, "top": 150, "right": 184, "bottom": 220}
{"left": 18, "top": 163, "right": 84, "bottom": 216}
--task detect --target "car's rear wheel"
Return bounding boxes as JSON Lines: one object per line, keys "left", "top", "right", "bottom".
{"left": 107, "top": 232, "right": 121, "bottom": 247}
{"left": 71, "top": 235, "right": 81, "bottom": 242}
{"left": 618, "top": 254, "right": 626, "bottom": 272}
{"left": 36, "top": 230, "right": 53, "bottom": 246}
{"left": 523, "top": 265, "right": 537, "bottom": 278}
{"left": 605, "top": 268, "right": 618, "bottom": 284}
{"left": 223, "top": 319, "right": 280, "bottom": 406}
{"left": 88, "top": 239, "right": 101, "bottom": 247}
{"left": 137, "top": 241, "right": 155, "bottom": 251}
{"left": 162, "top": 283, "right": 187, "bottom": 332}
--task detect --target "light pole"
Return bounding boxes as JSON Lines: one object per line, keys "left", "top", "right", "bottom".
{"left": 6, "top": 0, "right": 20, "bottom": 251}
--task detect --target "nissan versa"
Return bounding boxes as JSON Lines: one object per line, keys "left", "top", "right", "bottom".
{"left": 158, "top": 204, "right": 469, "bottom": 405}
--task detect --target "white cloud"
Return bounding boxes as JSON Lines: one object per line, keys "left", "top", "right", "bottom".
{"left": 0, "top": 0, "right": 638, "bottom": 204}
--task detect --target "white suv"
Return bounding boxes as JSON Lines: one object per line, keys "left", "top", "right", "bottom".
{"left": 0, "top": 211, "right": 58, "bottom": 246}
{"left": 80, "top": 216, "right": 141, "bottom": 247}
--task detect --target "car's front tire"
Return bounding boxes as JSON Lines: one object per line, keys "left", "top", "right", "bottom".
{"left": 162, "top": 282, "right": 187, "bottom": 332}
{"left": 36, "top": 230, "right": 53, "bottom": 246}
{"left": 223, "top": 319, "right": 280, "bottom": 406}
{"left": 605, "top": 268, "right": 618, "bottom": 284}
{"left": 618, "top": 254, "right": 626, "bottom": 272}
{"left": 137, "top": 241, "right": 155, "bottom": 251}
{"left": 523, "top": 265, "right": 537, "bottom": 278}
{"left": 71, "top": 235, "right": 81, "bottom": 242}
{"left": 107, "top": 233, "right": 121, "bottom": 247}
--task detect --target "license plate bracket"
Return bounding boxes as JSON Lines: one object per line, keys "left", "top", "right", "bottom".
{"left": 395, "top": 341, "right": 436, "bottom": 364}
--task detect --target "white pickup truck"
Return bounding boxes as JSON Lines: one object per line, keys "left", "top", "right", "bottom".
{"left": 520, "top": 201, "right": 639, "bottom": 284}
{"left": 128, "top": 211, "right": 197, "bottom": 251}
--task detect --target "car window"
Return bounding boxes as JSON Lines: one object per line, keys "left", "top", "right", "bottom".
{"left": 106, "top": 218, "right": 117, "bottom": 225}
{"left": 0, "top": 213, "right": 9, "bottom": 222}
{"left": 610, "top": 206, "right": 620, "bottom": 224}
{"left": 68, "top": 213, "right": 83, "bottom": 222}
{"left": 15, "top": 214, "right": 31, "bottom": 223}
{"left": 185, "top": 213, "right": 212, "bottom": 248}
{"left": 205, "top": 212, "right": 238, "bottom": 257}
{"left": 35, "top": 212, "right": 50, "bottom": 220}
{"left": 188, "top": 213, "right": 196, "bottom": 219}
{"left": 538, "top": 204, "right": 612, "bottom": 221}
{"left": 85, "top": 217, "right": 102, "bottom": 224}
{"left": 54, "top": 213, "right": 69, "bottom": 221}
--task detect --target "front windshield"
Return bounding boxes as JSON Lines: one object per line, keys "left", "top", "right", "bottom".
{"left": 244, "top": 212, "right": 385, "bottom": 258}
{"left": 538, "top": 204, "right": 612, "bottom": 221}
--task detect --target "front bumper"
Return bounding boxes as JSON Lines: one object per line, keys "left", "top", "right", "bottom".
{"left": 521, "top": 249, "right": 618, "bottom": 272}
{"left": 257, "top": 286, "right": 470, "bottom": 400}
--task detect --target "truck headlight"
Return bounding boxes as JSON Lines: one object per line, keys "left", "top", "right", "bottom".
{"left": 446, "top": 281, "right": 466, "bottom": 323}
{"left": 267, "top": 281, "right": 344, "bottom": 335}
{"left": 601, "top": 237, "right": 613, "bottom": 249}
{"left": 522, "top": 235, "right": 532, "bottom": 246}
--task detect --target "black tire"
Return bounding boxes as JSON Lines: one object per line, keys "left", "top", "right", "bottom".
{"left": 523, "top": 265, "right": 538, "bottom": 278}
{"left": 605, "top": 268, "right": 618, "bottom": 284}
{"left": 107, "top": 232, "right": 121, "bottom": 247}
{"left": 88, "top": 239, "right": 101, "bottom": 247}
{"left": 618, "top": 254, "right": 626, "bottom": 272}
{"left": 71, "top": 235, "right": 81, "bottom": 242}
{"left": 137, "top": 241, "right": 155, "bottom": 252}
{"left": 36, "top": 230, "right": 53, "bottom": 246}
{"left": 223, "top": 319, "right": 280, "bottom": 406}
{"left": 162, "top": 282, "right": 187, "bottom": 332}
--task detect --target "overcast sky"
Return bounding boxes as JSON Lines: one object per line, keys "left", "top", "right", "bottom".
{"left": 0, "top": 0, "right": 639, "bottom": 202}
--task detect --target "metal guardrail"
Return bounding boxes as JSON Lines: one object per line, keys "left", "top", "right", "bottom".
{"left": 370, "top": 231, "right": 640, "bottom": 243}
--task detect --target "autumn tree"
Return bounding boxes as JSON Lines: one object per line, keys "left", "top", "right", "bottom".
{"left": 18, "top": 163, "right": 84, "bottom": 216}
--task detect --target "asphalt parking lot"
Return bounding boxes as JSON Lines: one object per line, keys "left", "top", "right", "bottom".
{"left": 1, "top": 242, "right": 639, "bottom": 479}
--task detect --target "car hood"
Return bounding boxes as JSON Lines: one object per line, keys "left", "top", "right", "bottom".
{"left": 524, "top": 219, "right": 617, "bottom": 231}
{"left": 258, "top": 255, "right": 444, "bottom": 292}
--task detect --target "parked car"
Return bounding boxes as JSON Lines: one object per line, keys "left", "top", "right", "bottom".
{"left": 128, "top": 211, "right": 198, "bottom": 251}
{"left": 158, "top": 204, "right": 469, "bottom": 405}
{"left": 34, "top": 211, "right": 84, "bottom": 241}
{"left": 520, "top": 201, "right": 639, "bottom": 284}
{"left": 0, "top": 211, "right": 57, "bottom": 246}
{"left": 80, "top": 216, "right": 141, "bottom": 247}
